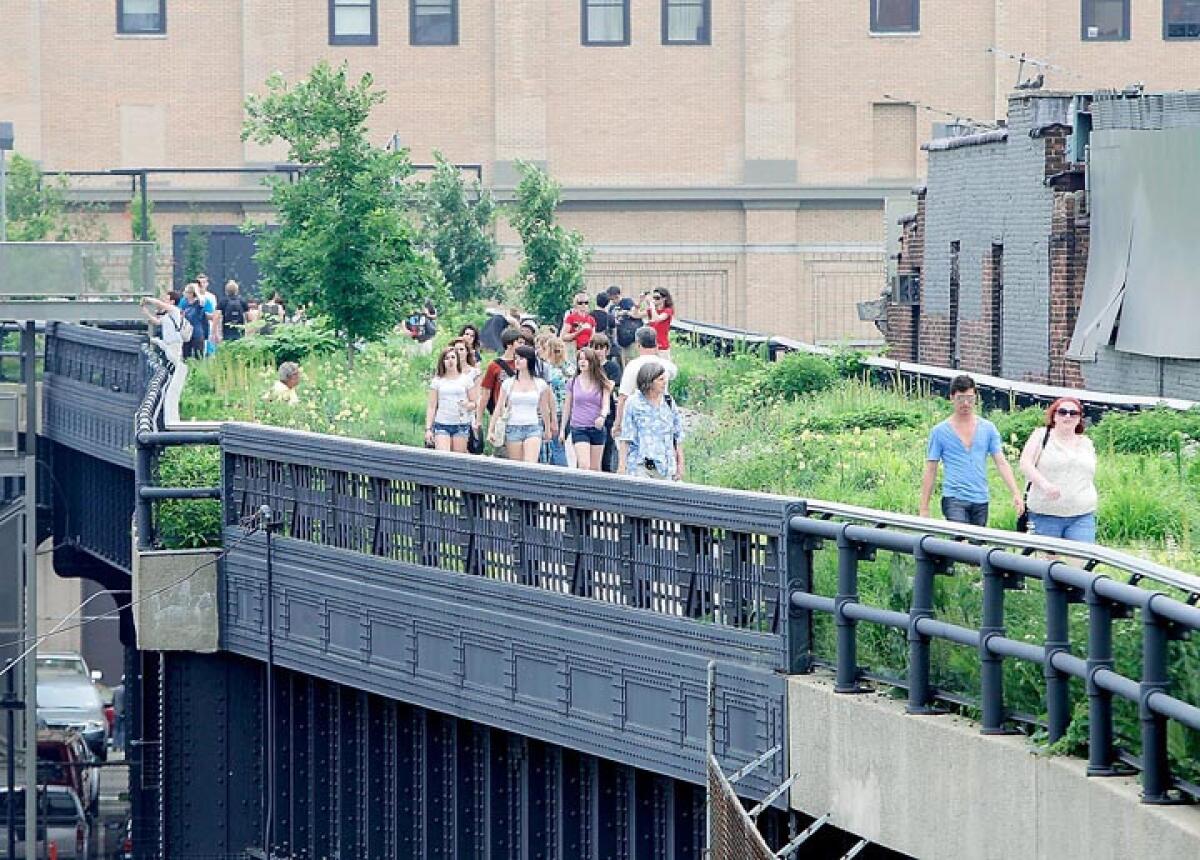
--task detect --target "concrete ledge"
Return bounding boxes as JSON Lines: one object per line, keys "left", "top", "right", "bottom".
{"left": 788, "top": 674, "right": 1200, "bottom": 860}
{"left": 133, "top": 546, "right": 221, "bottom": 652}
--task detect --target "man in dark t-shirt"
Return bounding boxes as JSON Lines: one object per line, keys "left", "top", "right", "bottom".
{"left": 218, "top": 281, "right": 250, "bottom": 341}
{"left": 591, "top": 291, "right": 612, "bottom": 338}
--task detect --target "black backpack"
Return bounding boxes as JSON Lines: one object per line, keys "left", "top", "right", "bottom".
{"left": 223, "top": 298, "right": 247, "bottom": 326}
{"left": 616, "top": 314, "right": 639, "bottom": 348}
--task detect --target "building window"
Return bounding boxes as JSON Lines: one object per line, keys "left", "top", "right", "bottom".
{"left": 412, "top": 0, "right": 458, "bottom": 45}
{"left": 1165, "top": 0, "right": 1200, "bottom": 38}
{"left": 582, "top": 0, "right": 630, "bottom": 46}
{"left": 663, "top": 0, "right": 710, "bottom": 44}
{"left": 1082, "top": 0, "right": 1129, "bottom": 40}
{"left": 870, "top": 0, "right": 919, "bottom": 33}
{"left": 117, "top": 0, "right": 165, "bottom": 34}
{"left": 329, "top": 0, "right": 377, "bottom": 46}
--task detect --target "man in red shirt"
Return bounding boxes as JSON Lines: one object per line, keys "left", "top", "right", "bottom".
{"left": 560, "top": 293, "right": 596, "bottom": 350}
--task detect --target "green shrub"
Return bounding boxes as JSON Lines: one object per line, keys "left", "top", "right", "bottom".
{"left": 226, "top": 319, "right": 341, "bottom": 365}
{"left": 1097, "top": 458, "right": 1195, "bottom": 544}
{"left": 799, "top": 403, "right": 926, "bottom": 434}
{"left": 828, "top": 349, "right": 867, "bottom": 380}
{"left": 989, "top": 406, "right": 1047, "bottom": 448}
{"left": 1091, "top": 407, "right": 1200, "bottom": 454}
{"left": 754, "top": 353, "right": 836, "bottom": 401}
{"left": 154, "top": 446, "right": 222, "bottom": 548}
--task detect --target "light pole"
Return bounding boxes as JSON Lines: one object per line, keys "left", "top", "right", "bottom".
{"left": 0, "top": 122, "right": 13, "bottom": 242}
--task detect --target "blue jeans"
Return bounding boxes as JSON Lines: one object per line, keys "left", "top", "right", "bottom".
{"left": 504, "top": 422, "right": 542, "bottom": 443}
{"left": 1027, "top": 511, "right": 1097, "bottom": 543}
{"left": 432, "top": 422, "right": 471, "bottom": 439}
{"left": 941, "top": 497, "right": 989, "bottom": 527}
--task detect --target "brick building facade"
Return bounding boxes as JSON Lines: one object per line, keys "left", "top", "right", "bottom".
{"left": 4, "top": 2, "right": 1200, "bottom": 340}
{"left": 885, "top": 91, "right": 1200, "bottom": 400}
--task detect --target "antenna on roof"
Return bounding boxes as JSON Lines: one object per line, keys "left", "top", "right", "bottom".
{"left": 881, "top": 94, "right": 1000, "bottom": 131}
{"left": 987, "top": 47, "right": 1088, "bottom": 88}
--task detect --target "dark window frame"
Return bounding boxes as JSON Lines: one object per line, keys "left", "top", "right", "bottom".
{"left": 870, "top": 0, "right": 919, "bottom": 34}
{"left": 116, "top": 0, "right": 166, "bottom": 35}
{"left": 1164, "top": 0, "right": 1200, "bottom": 39}
{"left": 662, "top": 0, "right": 711, "bottom": 45}
{"left": 329, "top": 0, "right": 378, "bottom": 46}
{"left": 1080, "top": 0, "right": 1130, "bottom": 41}
{"left": 411, "top": 0, "right": 459, "bottom": 46}
{"left": 582, "top": 0, "right": 631, "bottom": 46}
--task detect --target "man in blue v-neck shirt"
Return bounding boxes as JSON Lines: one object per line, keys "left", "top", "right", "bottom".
{"left": 919, "top": 375, "right": 1024, "bottom": 527}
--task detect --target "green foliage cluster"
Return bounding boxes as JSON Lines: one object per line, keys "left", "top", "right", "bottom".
{"left": 2, "top": 153, "right": 108, "bottom": 244}
{"left": 154, "top": 446, "right": 222, "bottom": 549}
{"left": 509, "top": 161, "right": 589, "bottom": 325}
{"left": 181, "top": 222, "right": 210, "bottom": 285}
{"left": 753, "top": 352, "right": 838, "bottom": 400}
{"left": 220, "top": 319, "right": 342, "bottom": 365}
{"left": 1089, "top": 407, "right": 1200, "bottom": 454}
{"left": 242, "top": 61, "right": 446, "bottom": 359}
{"left": 418, "top": 154, "right": 499, "bottom": 304}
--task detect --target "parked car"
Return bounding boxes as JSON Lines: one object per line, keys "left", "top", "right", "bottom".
{"left": 37, "top": 672, "right": 108, "bottom": 761}
{"left": 36, "top": 653, "right": 102, "bottom": 684}
{"left": 0, "top": 784, "right": 90, "bottom": 860}
{"left": 38, "top": 729, "right": 100, "bottom": 820}
{"left": 112, "top": 818, "right": 133, "bottom": 860}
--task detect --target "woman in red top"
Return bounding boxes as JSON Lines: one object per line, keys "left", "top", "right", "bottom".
{"left": 639, "top": 288, "right": 675, "bottom": 360}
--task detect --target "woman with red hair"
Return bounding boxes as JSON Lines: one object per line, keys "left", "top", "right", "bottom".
{"left": 1019, "top": 397, "right": 1098, "bottom": 543}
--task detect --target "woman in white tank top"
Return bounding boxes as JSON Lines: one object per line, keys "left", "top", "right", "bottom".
{"left": 492, "top": 345, "right": 557, "bottom": 463}
{"left": 1019, "top": 397, "right": 1097, "bottom": 543}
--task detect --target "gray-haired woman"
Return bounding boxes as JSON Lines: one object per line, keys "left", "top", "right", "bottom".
{"left": 617, "top": 362, "right": 685, "bottom": 480}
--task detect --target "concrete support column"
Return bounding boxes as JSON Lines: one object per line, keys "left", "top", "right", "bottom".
{"left": 742, "top": 0, "right": 796, "bottom": 184}
{"left": 493, "top": 0, "right": 548, "bottom": 185}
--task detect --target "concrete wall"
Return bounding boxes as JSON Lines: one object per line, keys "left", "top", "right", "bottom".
{"left": 788, "top": 674, "right": 1200, "bottom": 860}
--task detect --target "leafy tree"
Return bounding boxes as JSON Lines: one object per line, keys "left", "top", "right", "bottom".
{"left": 182, "top": 222, "right": 210, "bottom": 284}
{"left": 509, "top": 161, "right": 589, "bottom": 326}
{"left": 129, "top": 195, "right": 159, "bottom": 292}
{"left": 3, "top": 154, "right": 68, "bottom": 241}
{"left": 418, "top": 153, "right": 499, "bottom": 304}
{"left": 242, "top": 61, "right": 444, "bottom": 361}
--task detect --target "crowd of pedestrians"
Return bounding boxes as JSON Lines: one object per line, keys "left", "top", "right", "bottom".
{"left": 145, "top": 275, "right": 1100, "bottom": 543}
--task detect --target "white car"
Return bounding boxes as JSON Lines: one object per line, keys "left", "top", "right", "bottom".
{"left": 0, "top": 784, "right": 90, "bottom": 859}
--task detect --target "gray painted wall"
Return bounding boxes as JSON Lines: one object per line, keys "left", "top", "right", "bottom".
{"left": 922, "top": 97, "right": 1057, "bottom": 382}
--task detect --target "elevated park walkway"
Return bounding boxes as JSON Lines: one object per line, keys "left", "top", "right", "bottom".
{"left": 3, "top": 285, "right": 1198, "bottom": 857}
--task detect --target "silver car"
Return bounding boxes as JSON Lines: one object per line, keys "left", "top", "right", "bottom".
{"left": 0, "top": 785, "right": 91, "bottom": 860}
{"left": 37, "top": 674, "right": 109, "bottom": 761}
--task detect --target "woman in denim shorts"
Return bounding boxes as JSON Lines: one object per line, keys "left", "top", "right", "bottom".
{"left": 559, "top": 347, "right": 613, "bottom": 471}
{"left": 1019, "top": 396, "right": 1098, "bottom": 543}
{"left": 493, "top": 345, "right": 556, "bottom": 463}
{"left": 424, "top": 346, "right": 478, "bottom": 453}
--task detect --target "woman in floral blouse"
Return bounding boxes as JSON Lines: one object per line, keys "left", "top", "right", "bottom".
{"left": 617, "top": 362, "right": 685, "bottom": 480}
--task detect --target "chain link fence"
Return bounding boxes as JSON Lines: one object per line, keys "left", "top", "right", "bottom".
{"left": 708, "top": 754, "right": 777, "bottom": 860}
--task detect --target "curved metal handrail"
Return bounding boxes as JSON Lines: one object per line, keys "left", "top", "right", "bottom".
{"left": 803, "top": 499, "right": 1200, "bottom": 601}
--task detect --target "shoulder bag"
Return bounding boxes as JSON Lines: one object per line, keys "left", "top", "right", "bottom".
{"left": 487, "top": 379, "right": 513, "bottom": 448}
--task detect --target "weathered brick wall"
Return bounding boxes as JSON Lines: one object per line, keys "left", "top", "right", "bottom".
{"left": 920, "top": 94, "right": 1060, "bottom": 381}
{"left": 1048, "top": 191, "right": 1087, "bottom": 388}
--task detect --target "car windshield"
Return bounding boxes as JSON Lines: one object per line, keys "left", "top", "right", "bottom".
{"left": 37, "top": 682, "right": 101, "bottom": 710}
{"left": 37, "top": 656, "right": 87, "bottom": 675}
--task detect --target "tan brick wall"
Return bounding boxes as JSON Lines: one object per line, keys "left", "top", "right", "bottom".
{"left": 7, "top": 2, "right": 1198, "bottom": 342}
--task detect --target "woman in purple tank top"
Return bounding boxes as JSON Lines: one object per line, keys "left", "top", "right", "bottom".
{"left": 559, "top": 347, "right": 613, "bottom": 471}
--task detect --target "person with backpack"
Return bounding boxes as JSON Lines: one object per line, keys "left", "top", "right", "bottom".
{"left": 476, "top": 327, "right": 523, "bottom": 452}
{"left": 590, "top": 291, "right": 613, "bottom": 339}
{"left": 140, "top": 292, "right": 190, "bottom": 363}
{"left": 608, "top": 284, "right": 639, "bottom": 363}
{"left": 219, "top": 280, "right": 249, "bottom": 342}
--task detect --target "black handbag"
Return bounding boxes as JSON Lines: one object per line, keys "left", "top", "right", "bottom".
{"left": 467, "top": 426, "right": 484, "bottom": 455}
{"left": 1016, "top": 427, "right": 1051, "bottom": 533}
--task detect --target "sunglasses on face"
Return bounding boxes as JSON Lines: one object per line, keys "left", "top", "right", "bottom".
{"left": 1056, "top": 408, "right": 1081, "bottom": 417}
{"left": 952, "top": 394, "right": 976, "bottom": 403}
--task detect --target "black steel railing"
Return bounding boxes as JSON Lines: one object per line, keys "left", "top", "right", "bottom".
{"left": 786, "top": 509, "right": 1200, "bottom": 804}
